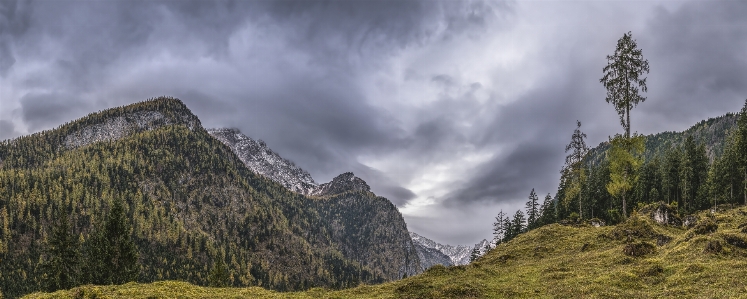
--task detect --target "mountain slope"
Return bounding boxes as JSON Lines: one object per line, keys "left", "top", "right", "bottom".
{"left": 0, "top": 97, "right": 414, "bottom": 297}
{"left": 412, "top": 243, "right": 453, "bottom": 270}
{"left": 207, "top": 128, "right": 420, "bottom": 280}
{"left": 31, "top": 204, "right": 747, "bottom": 298}
{"left": 586, "top": 113, "right": 738, "bottom": 166}
{"left": 207, "top": 128, "right": 318, "bottom": 195}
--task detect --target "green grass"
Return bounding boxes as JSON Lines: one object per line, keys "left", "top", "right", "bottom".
{"left": 25, "top": 206, "right": 747, "bottom": 298}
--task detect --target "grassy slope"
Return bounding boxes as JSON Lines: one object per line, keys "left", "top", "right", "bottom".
{"left": 26, "top": 205, "right": 747, "bottom": 298}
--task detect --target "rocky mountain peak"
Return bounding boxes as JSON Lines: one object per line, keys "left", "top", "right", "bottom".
{"left": 207, "top": 128, "right": 318, "bottom": 195}
{"left": 310, "top": 172, "right": 371, "bottom": 197}
{"left": 62, "top": 97, "right": 201, "bottom": 149}
{"left": 409, "top": 232, "right": 489, "bottom": 266}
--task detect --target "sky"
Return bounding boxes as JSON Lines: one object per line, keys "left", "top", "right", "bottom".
{"left": 1, "top": 0, "right": 747, "bottom": 246}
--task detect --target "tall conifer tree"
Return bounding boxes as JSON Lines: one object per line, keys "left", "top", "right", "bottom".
{"left": 41, "top": 207, "right": 81, "bottom": 292}
{"left": 600, "top": 32, "right": 649, "bottom": 218}
{"left": 84, "top": 197, "right": 139, "bottom": 285}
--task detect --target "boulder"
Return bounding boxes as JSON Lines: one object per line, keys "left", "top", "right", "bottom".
{"left": 590, "top": 218, "right": 605, "bottom": 227}
{"left": 682, "top": 215, "right": 699, "bottom": 229}
{"left": 641, "top": 202, "right": 682, "bottom": 226}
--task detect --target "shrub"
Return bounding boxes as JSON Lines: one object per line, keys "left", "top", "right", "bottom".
{"left": 639, "top": 264, "right": 664, "bottom": 277}
{"left": 693, "top": 218, "right": 718, "bottom": 234}
{"left": 623, "top": 241, "right": 656, "bottom": 257}
{"left": 611, "top": 216, "right": 656, "bottom": 240}
{"left": 438, "top": 283, "right": 485, "bottom": 298}
{"left": 723, "top": 234, "right": 747, "bottom": 249}
{"left": 704, "top": 240, "right": 723, "bottom": 254}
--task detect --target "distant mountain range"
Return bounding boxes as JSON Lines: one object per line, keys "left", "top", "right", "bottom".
{"left": 409, "top": 232, "right": 490, "bottom": 268}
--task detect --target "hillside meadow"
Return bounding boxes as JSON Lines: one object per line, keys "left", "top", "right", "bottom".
{"left": 23, "top": 203, "right": 747, "bottom": 298}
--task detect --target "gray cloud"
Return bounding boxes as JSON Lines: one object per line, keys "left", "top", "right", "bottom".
{"left": 19, "top": 92, "right": 88, "bottom": 131}
{"left": 0, "top": 0, "right": 32, "bottom": 76}
{"left": 1, "top": 0, "right": 744, "bottom": 246}
{"left": 640, "top": 1, "right": 747, "bottom": 130}
{"left": 0, "top": 120, "right": 18, "bottom": 141}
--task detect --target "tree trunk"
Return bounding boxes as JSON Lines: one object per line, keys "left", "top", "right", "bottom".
{"left": 626, "top": 102, "right": 631, "bottom": 139}
{"left": 622, "top": 193, "right": 628, "bottom": 219}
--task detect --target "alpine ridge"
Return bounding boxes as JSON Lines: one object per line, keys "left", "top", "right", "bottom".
{"left": 409, "top": 232, "right": 489, "bottom": 267}
{"left": 0, "top": 97, "right": 419, "bottom": 298}
{"left": 207, "top": 127, "right": 421, "bottom": 279}
{"left": 207, "top": 128, "right": 318, "bottom": 195}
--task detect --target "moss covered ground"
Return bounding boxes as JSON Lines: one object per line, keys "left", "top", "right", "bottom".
{"left": 24, "top": 205, "right": 747, "bottom": 298}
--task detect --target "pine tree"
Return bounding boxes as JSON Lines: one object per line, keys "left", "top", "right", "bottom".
{"left": 482, "top": 242, "right": 492, "bottom": 255}
{"left": 564, "top": 121, "right": 589, "bottom": 219}
{"left": 208, "top": 256, "right": 230, "bottom": 287}
{"left": 469, "top": 247, "right": 481, "bottom": 263}
{"left": 736, "top": 99, "right": 747, "bottom": 205}
{"left": 525, "top": 189, "right": 539, "bottom": 229}
{"left": 511, "top": 210, "right": 526, "bottom": 238}
{"left": 600, "top": 31, "right": 649, "bottom": 219}
{"left": 600, "top": 31, "right": 650, "bottom": 140}
{"left": 492, "top": 210, "right": 506, "bottom": 245}
{"left": 606, "top": 134, "right": 644, "bottom": 218}
{"left": 537, "top": 193, "right": 555, "bottom": 226}
{"left": 84, "top": 197, "right": 139, "bottom": 285}
{"left": 502, "top": 216, "right": 513, "bottom": 243}
{"left": 41, "top": 207, "right": 81, "bottom": 292}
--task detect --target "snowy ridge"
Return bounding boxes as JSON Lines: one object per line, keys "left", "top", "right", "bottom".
{"left": 64, "top": 110, "right": 199, "bottom": 149}
{"left": 409, "top": 232, "right": 489, "bottom": 266}
{"left": 207, "top": 128, "right": 318, "bottom": 194}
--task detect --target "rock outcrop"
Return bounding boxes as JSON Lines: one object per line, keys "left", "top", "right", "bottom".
{"left": 207, "top": 128, "right": 318, "bottom": 194}
{"left": 311, "top": 172, "right": 371, "bottom": 197}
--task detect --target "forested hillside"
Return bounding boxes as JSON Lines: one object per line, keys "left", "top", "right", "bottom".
{"left": 586, "top": 113, "right": 738, "bottom": 166}
{"left": 542, "top": 107, "right": 747, "bottom": 230}
{"left": 0, "top": 97, "right": 418, "bottom": 298}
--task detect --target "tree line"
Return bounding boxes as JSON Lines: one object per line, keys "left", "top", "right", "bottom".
{"left": 485, "top": 31, "right": 747, "bottom": 253}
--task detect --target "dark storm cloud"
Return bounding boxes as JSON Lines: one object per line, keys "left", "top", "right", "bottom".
{"left": 444, "top": 141, "right": 558, "bottom": 206}
{"left": 262, "top": 0, "right": 506, "bottom": 64}
{"left": 640, "top": 1, "right": 747, "bottom": 129}
{"left": 0, "top": 0, "right": 32, "bottom": 76}
{"left": 19, "top": 92, "right": 88, "bottom": 131}
{"left": 0, "top": 120, "right": 18, "bottom": 141}
{"left": 4, "top": 0, "right": 744, "bottom": 246}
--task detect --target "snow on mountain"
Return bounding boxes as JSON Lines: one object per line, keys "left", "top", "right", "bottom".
{"left": 410, "top": 232, "right": 489, "bottom": 266}
{"left": 207, "top": 128, "right": 318, "bottom": 194}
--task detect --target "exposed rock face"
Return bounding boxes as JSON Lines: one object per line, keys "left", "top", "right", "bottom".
{"left": 413, "top": 243, "right": 453, "bottom": 270}
{"left": 313, "top": 190, "right": 422, "bottom": 280}
{"left": 642, "top": 202, "right": 682, "bottom": 226}
{"left": 207, "top": 127, "right": 421, "bottom": 280}
{"left": 409, "top": 232, "right": 483, "bottom": 266}
{"left": 683, "top": 215, "right": 699, "bottom": 228}
{"left": 591, "top": 218, "right": 606, "bottom": 227}
{"left": 311, "top": 172, "right": 371, "bottom": 197}
{"left": 64, "top": 110, "right": 200, "bottom": 149}
{"left": 207, "top": 128, "right": 318, "bottom": 194}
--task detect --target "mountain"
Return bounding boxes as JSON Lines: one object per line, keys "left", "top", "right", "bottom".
{"left": 586, "top": 112, "right": 738, "bottom": 166}
{"left": 207, "top": 128, "right": 318, "bottom": 195}
{"left": 309, "top": 172, "right": 371, "bottom": 197}
{"left": 207, "top": 128, "right": 372, "bottom": 198}
{"left": 412, "top": 244, "right": 453, "bottom": 270}
{"left": 409, "top": 232, "right": 489, "bottom": 266}
{"left": 0, "top": 97, "right": 418, "bottom": 298}
{"left": 208, "top": 128, "right": 421, "bottom": 280}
